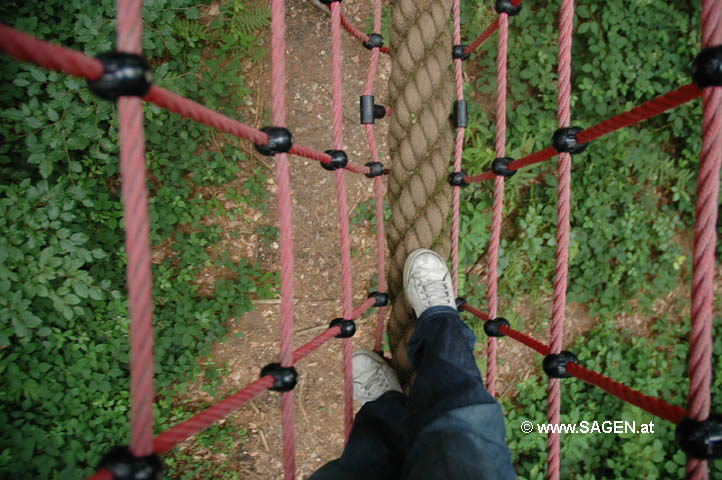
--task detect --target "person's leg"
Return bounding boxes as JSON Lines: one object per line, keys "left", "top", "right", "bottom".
{"left": 309, "top": 351, "right": 408, "bottom": 480}
{"left": 400, "top": 249, "right": 516, "bottom": 480}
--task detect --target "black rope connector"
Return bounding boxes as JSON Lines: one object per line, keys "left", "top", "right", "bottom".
{"left": 448, "top": 171, "right": 469, "bottom": 187}
{"left": 329, "top": 318, "right": 357, "bottom": 338}
{"left": 451, "top": 100, "right": 468, "bottom": 128}
{"left": 542, "top": 351, "right": 579, "bottom": 379}
{"left": 452, "top": 45, "right": 470, "bottom": 61}
{"left": 484, "top": 318, "right": 510, "bottom": 337}
{"left": 495, "top": 0, "right": 522, "bottom": 16}
{"left": 255, "top": 126, "right": 293, "bottom": 156}
{"left": 491, "top": 157, "right": 517, "bottom": 177}
{"left": 319, "top": 0, "right": 342, "bottom": 4}
{"left": 552, "top": 126, "right": 588, "bottom": 154}
{"left": 97, "top": 446, "right": 162, "bottom": 480}
{"left": 675, "top": 414, "right": 722, "bottom": 460}
{"left": 368, "top": 291, "right": 389, "bottom": 307}
{"left": 365, "top": 162, "right": 385, "bottom": 178}
{"left": 363, "top": 33, "right": 384, "bottom": 50}
{"left": 360, "top": 95, "right": 387, "bottom": 124}
{"left": 322, "top": 150, "right": 348, "bottom": 171}
{"left": 455, "top": 297, "right": 466, "bottom": 311}
{"left": 261, "top": 363, "right": 298, "bottom": 392}
{"left": 88, "top": 52, "right": 152, "bottom": 101}
{"left": 692, "top": 45, "right": 722, "bottom": 89}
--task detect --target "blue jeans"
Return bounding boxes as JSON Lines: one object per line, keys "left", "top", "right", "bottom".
{"left": 309, "top": 306, "right": 517, "bottom": 480}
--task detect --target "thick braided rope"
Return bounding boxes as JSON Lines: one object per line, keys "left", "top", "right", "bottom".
{"left": 546, "top": 1, "right": 574, "bottom": 478}
{"left": 328, "top": 1, "right": 355, "bottom": 441}
{"left": 686, "top": 1, "right": 722, "bottom": 479}
{"left": 387, "top": 0, "right": 454, "bottom": 380}
{"left": 269, "top": 0, "right": 297, "bottom": 477}
{"left": 451, "top": 0, "right": 465, "bottom": 294}
{"left": 486, "top": 12, "right": 509, "bottom": 397}
{"left": 116, "top": 0, "right": 155, "bottom": 457}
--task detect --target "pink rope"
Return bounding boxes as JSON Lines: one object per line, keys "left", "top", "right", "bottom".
{"left": 360, "top": 0, "right": 388, "bottom": 353}
{"left": 269, "top": 0, "right": 296, "bottom": 477}
{"left": 465, "top": 18, "right": 499, "bottom": 56}
{"left": 451, "top": 0, "right": 465, "bottom": 295}
{"left": 546, "top": 1, "right": 575, "bottom": 477}
{"left": 85, "top": 469, "right": 113, "bottom": 480}
{"left": 486, "top": 12, "right": 509, "bottom": 398}
{"left": 328, "top": 1, "right": 355, "bottom": 442}
{"left": 116, "top": 0, "right": 154, "bottom": 458}
{"left": 686, "top": 1, "right": 721, "bottom": 478}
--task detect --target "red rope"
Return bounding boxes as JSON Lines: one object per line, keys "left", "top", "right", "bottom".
{"left": 293, "top": 327, "right": 342, "bottom": 364}
{"left": 86, "top": 469, "right": 114, "bottom": 480}
{"left": 498, "top": 324, "right": 550, "bottom": 356}
{"left": 496, "top": 324, "right": 688, "bottom": 424}
{"left": 459, "top": 302, "right": 490, "bottom": 321}
{"left": 686, "top": 1, "right": 721, "bottom": 479}
{"left": 337, "top": 9, "right": 390, "bottom": 55}
{"left": 153, "top": 375, "right": 275, "bottom": 453}
{"left": 116, "top": 0, "right": 155, "bottom": 458}
{"left": 463, "top": 84, "right": 702, "bottom": 184}
{"left": 464, "top": 18, "right": 499, "bottom": 56}
{"left": 269, "top": 0, "right": 297, "bottom": 477}
{"left": 328, "top": 1, "right": 355, "bottom": 442}
{"left": 451, "top": 0, "right": 465, "bottom": 295}
{"left": 547, "top": 1, "right": 575, "bottom": 476}
{"left": 566, "top": 364, "right": 687, "bottom": 424}
{"left": 0, "top": 23, "right": 103, "bottom": 79}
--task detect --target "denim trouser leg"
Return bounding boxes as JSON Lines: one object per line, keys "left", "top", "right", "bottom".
{"left": 308, "top": 391, "right": 409, "bottom": 480}
{"left": 310, "top": 307, "right": 516, "bottom": 480}
{"left": 402, "top": 306, "right": 516, "bottom": 480}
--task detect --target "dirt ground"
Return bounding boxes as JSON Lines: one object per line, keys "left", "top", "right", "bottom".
{"left": 168, "top": 2, "right": 718, "bottom": 479}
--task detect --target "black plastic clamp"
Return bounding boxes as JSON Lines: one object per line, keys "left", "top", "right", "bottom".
{"left": 484, "top": 318, "right": 510, "bottom": 337}
{"left": 455, "top": 297, "right": 466, "bottom": 311}
{"left": 675, "top": 414, "right": 722, "bottom": 460}
{"left": 491, "top": 157, "right": 517, "bottom": 177}
{"left": 495, "top": 0, "right": 522, "bottom": 16}
{"left": 452, "top": 45, "right": 470, "bottom": 61}
{"left": 97, "top": 446, "right": 162, "bottom": 480}
{"left": 255, "top": 127, "right": 293, "bottom": 156}
{"left": 448, "top": 171, "right": 469, "bottom": 187}
{"left": 542, "top": 351, "right": 579, "bottom": 379}
{"left": 329, "top": 318, "right": 357, "bottom": 338}
{"left": 319, "top": 0, "right": 342, "bottom": 4}
{"left": 363, "top": 33, "right": 384, "bottom": 50}
{"left": 260, "top": 363, "right": 298, "bottom": 392}
{"left": 451, "top": 100, "right": 468, "bottom": 128}
{"left": 364, "top": 162, "right": 385, "bottom": 178}
{"left": 321, "top": 150, "right": 348, "bottom": 171}
{"left": 552, "top": 126, "right": 588, "bottom": 154}
{"left": 692, "top": 45, "right": 722, "bottom": 89}
{"left": 88, "top": 52, "right": 153, "bottom": 101}
{"left": 360, "top": 95, "right": 387, "bottom": 124}
{"left": 368, "top": 291, "right": 389, "bottom": 307}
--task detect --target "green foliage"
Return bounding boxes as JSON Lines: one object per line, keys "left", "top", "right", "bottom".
{"left": 503, "top": 315, "right": 722, "bottom": 479}
{"left": 459, "top": 0, "right": 700, "bottom": 316}
{"left": 0, "top": 0, "right": 272, "bottom": 477}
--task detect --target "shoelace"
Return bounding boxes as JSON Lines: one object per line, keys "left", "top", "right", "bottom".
{"left": 416, "top": 275, "right": 451, "bottom": 305}
{"left": 358, "top": 365, "right": 390, "bottom": 397}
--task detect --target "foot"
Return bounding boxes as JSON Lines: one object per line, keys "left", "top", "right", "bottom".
{"left": 403, "top": 248, "right": 456, "bottom": 317}
{"left": 352, "top": 349, "right": 402, "bottom": 405}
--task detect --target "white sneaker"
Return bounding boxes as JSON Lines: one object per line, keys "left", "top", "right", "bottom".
{"left": 403, "top": 248, "right": 456, "bottom": 317}
{"left": 352, "top": 349, "right": 402, "bottom": 405}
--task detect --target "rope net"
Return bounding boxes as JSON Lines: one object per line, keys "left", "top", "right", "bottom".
{"left": 0, "top": 0, "right": 719, "bottom": 478}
